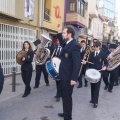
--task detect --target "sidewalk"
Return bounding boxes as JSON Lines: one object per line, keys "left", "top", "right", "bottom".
{"left": 0, "top": 71, "right": 53, "bottom": 103}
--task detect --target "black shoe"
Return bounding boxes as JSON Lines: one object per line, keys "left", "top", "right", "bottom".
{"left": 22, "top": 93, "right": 30, "bottom": 98}
{"left": 56, "top": 98, "right": 60, "bottom": 102}
{"left": 85, "top": 84, "right": 88, "bottom": 87}
{"left": 108, "top": 89, "right": 112, "bottom": 93}
{"left": 46, "top": 84, "right": 49, "bottom": 86}
{"left": 104, "top": 86, "right": 108, "bottom": 90}
{"left": 114, "top": 83, "right": 118, "bottom": 86}
{"left": 33, "top": 86, "right": 39, "bottom": 89}
{"left": 93, "top": 104, "right": 97, "bottom": 108}
{"left": 54, "top": 96, "right": 57, "bottom": 98}
{"left": 58, "top": 113, "right": 64, "bottom": 117}
{"left": 77, "top": 85, "right": 82, "bottom": 88}
{"left": 90, "top": 100, "right": 93, "bottom": 103}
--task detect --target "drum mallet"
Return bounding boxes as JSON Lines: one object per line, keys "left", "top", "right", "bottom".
{"left": 51, "top": 48, "right": 56, "bottom": 59}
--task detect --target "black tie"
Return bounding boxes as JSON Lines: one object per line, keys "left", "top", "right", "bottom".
{"left": 82, "top": 48, "right": 84, "bottom": 52}
{"left": 57, "top": 47, "right": 61, "bottom": 56}
{"left": 96, "top": 52, "right": 98, "bottom": 56}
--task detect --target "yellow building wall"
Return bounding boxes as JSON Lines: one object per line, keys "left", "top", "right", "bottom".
{"left": 15, "top": 0, "right": 39, "bottom": 27}
{"left": 43, "top": 0, "right": 64, "bottom": 32}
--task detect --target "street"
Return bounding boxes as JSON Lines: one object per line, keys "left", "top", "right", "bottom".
{"left": 0, "top": 72, "right": 120, "bottom": 120}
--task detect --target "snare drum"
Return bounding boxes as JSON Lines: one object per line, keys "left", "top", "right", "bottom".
{"left": 85, "top": 69, "right": 101, "bottom": 83}
{"left": 46, "top": 57, "right": 61, "bottom": 81}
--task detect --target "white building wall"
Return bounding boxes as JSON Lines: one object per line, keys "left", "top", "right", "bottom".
{"left": 0, "top": 0, "right": 15, "bottom": 16}
{"left": 0, "top": 23, "right": 36, "bottom": 75}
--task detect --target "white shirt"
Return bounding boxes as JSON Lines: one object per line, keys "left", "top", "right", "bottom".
{"left": 80, "top": 47, "right": 85, "bottom": 52}
{"left": 56, "top": 46, "right": 62, "bottom": 56}
{"left": 94, "top": 50, "right": 100, "bottom": 56}
{"left": 66, "top": 39, "right": 73, "bottom": 44}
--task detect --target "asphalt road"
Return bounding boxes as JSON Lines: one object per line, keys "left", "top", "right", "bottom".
{"left": 0, "top": 72, "right": 120, "bottom": 120}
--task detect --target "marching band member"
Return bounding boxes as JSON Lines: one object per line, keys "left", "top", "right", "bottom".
{"left": 103, "top": 44, "right": 119, "bottom": 92}
{"left": 53, "top": 39, "right": 62, "bottom": 102}
{"left": 77, "top": 40, "right": 88, "bottom": 88}
{"left": 57, "top": 25, "right": 81, "bottom": 120}
{"left": 21, "top": 41, "right": 34, "bottom": 98}
{"left": 83, "top": 41, "right": 108, "bottom": 108}
{"left": 33, "top": 40, "right": 50, "bottom": 89}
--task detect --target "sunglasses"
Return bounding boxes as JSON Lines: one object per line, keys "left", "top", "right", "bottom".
{"left": 94, "top": 46, "right": 99, "bottom": 48}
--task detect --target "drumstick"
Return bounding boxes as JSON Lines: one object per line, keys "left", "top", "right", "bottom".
{"left": 51, "top": 48, "right": 56, "bottom": 59}
{"left": 81, "top": 61, "right": 94, "bottom": 64}
{"left": 86, "top": 61, "right": 94, "bottom": 64}
{"left": 45, "top": 12, "right": 58, "bottom": 24}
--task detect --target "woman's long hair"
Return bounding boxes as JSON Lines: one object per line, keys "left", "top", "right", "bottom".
{"left": 22, "top": 41, "right": 33, "bottom": 51}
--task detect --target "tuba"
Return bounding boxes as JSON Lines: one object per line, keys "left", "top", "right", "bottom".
{"left": 107, "top": 45, "right": 120, "bottom": 71}
{"left": 35, "top": 34, "right": 52, "bottom": 65}
{"left": 16, "top": 50, "right": 27, "bottom": 65}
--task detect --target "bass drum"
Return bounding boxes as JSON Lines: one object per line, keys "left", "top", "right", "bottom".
{"left": 46, "top": 57, "right": 61, "bottom": 81}
{"left": 85, "top": 69, "right": 101, "bottom": 83}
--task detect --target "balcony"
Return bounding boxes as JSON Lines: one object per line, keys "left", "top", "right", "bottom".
{"left": 88, "top": 0, "right": 98, "bottom": 18}
{"left": 0, "top": 11, "right": 21, "bottom": 21}
{"left": 89, "top": 10, "right": 98, "bottom": 18}
{"left": 66, "top": 13, "right": 86, "bottom": 28}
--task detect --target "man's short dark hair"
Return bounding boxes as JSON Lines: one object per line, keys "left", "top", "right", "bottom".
{"left": 94, "top": 41, "right": 101, "bottom": 47}
{"left": 64, "top": 25, "right": 75, "bottom": 38}
{"left": 81, "top": 40, "right": 86, "bottom": 44}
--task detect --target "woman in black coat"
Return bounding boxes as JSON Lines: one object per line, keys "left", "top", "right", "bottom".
{"left": 21, "top": 41, "right": 34, "bottom": 98}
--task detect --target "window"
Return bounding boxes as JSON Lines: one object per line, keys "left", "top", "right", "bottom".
{"left": 81, "top": 2, "right": 84, "bottom": 16}
{"left": 88, "top": 18, "right": 92, "bottom": 29}
{"left": 77, "top": 0, "right": 85, "bottom": 17}
{"left": 69, "top": 2, "right": 75, "bottom": 12}
{"left": 44, "top": 8, "right": 50, "bottom": 21}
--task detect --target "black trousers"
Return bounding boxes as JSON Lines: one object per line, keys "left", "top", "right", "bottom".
{"left": 109, "top": 67, "right": 119, "bottom": 90}
{"left": 35, "top": 65, "right": 49, "bottom": 87}
{"left": 91, "top": 80, "right": 101, "bottom": 104}
{"left": 78, "top": 65, "right": 87, "bottom": 86}
{"left": 103, "top": 67, "right": 119, "bottom": 90}
{"left": 55, "top": 80, "right": 61, "bottom": 98}
{"left": 114, "top": 67, "right": 119, "bottom": 84}
{"left": 21, "top": 70, "right": 32, "bottom": 94}
{"left": 61, "top": 80, "right": 73, "bottom": 120}
{"left": 103, "top": 70, "right": 109, "bottom": 86}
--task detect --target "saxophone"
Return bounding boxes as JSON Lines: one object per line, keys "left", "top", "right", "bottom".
{"left": 107, "top": 45, "right": 120, "bottom": 71}
{"left": 83, "top": 46, "right": 94, "bottom": 60}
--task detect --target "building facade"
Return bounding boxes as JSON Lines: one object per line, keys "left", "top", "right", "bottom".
{"left": 64, "top": 0, "right": 88, "bottom": 43}
{"left": 0, "top": 0, "right": 38, "bottom": 75}
{"left": 99, "top": 0, "right": 118, "bottom": 43}
{"left": 40, "top": 0, "right": 64, "bottom": 44}
{"left": 99, "top": 0, "right": 116, "bottom": 20}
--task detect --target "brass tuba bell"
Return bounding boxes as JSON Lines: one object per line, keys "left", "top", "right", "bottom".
{"left": 34, "top": 34, "right": 52, "bottom": 65}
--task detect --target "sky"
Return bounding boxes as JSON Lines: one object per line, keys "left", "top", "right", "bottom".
{"left": 116, "top": 0, "right": 120, "bottom": 34}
